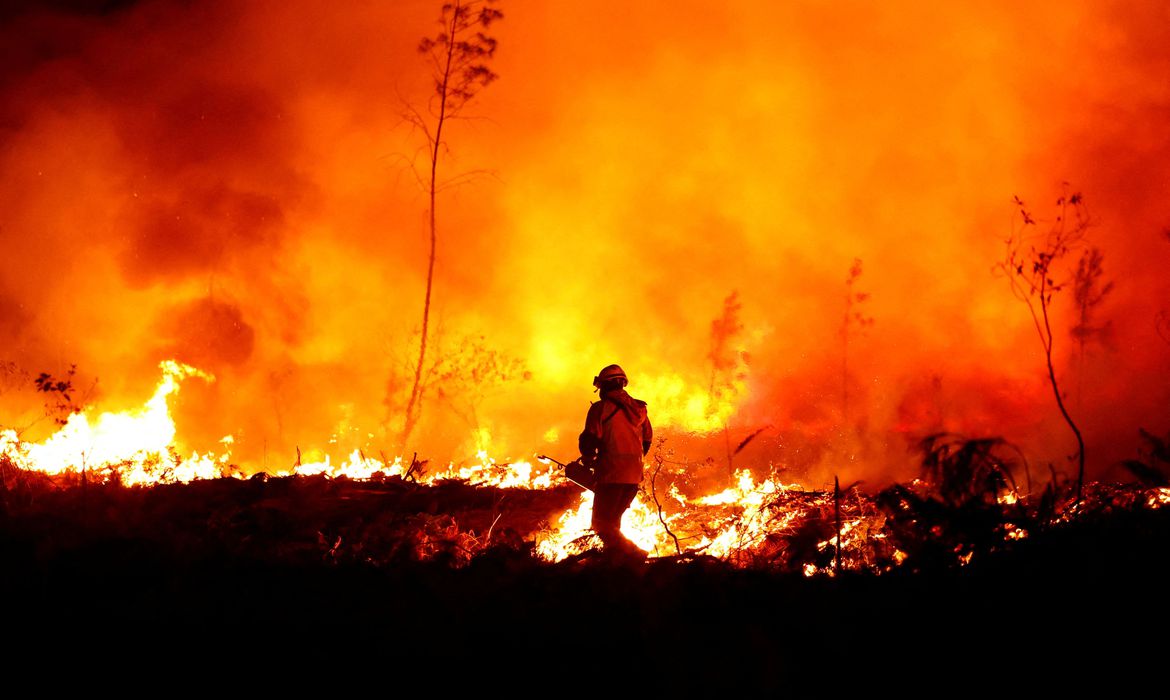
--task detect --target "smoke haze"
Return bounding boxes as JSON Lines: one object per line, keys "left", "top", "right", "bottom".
{"left": 1, "top": 0, "right": 1167, "bottom": 487}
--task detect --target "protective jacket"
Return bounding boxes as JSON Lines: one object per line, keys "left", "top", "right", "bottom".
{"left": 578, "top": 388, "right": 652, "bottom": 485}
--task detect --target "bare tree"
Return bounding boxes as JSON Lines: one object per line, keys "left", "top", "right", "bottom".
{"left": 395, "top": 0, "right": 503, "bottom": 447}
{"left": 997, "top": 190, "right": 1090, "bottom": 503}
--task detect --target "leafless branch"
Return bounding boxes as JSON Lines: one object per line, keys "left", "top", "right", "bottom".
{"left": 649, "top": 449, "right": 682, "bottom": 555}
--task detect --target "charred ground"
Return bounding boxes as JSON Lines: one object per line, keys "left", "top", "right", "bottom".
{"left": 0, "top": 468, "right": 1165, "bottom": 689}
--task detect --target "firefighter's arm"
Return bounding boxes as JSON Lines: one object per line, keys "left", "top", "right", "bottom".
{"left": 642, "top": 414, "right": 653, "bottom": 456}
{"left": 578, "top": 402, "right": 604, "bottom": 461}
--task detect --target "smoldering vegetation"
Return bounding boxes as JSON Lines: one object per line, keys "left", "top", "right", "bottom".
{"left": 2, "top": 435, "right": 1168, "bottom": 687}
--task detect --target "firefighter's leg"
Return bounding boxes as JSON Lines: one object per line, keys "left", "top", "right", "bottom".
{"left": 592, "top": 484, "right": 641, "bottom": 553}
{"left": 591, "top": 484, "right": 621, "bottom": 544}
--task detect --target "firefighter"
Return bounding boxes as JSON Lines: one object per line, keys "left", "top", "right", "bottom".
{"left": 578, "top": 364, "right": 653, "bottom": 555}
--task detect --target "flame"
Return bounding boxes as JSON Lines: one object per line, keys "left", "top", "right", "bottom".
{"left": 534, "top": 490, "right": 662, "bottom": 560}
{"left": 1, "top": 362, "right": 559, "bottom": 490}
{"left": 636, "top": 372, "right": 747, "bottom": 436}
{"left": 0, "top": 360, "right": 222, "bottom": 485}
{"left": 5, "top": 363, "right": 1168, "bottom": 574}
{"left": 288, "top": 449, "right": 404, "bottom": 480}
{"left": 534, "top": 468, "right": 878, "bottom": 567}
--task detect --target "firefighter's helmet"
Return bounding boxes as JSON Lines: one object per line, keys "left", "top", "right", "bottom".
{"left": 593, "top": 364, "right": 628, "bottom": 389}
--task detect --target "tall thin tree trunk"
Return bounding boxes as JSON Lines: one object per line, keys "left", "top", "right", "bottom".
{"left": 401, "top": 6, "right": 460, "bottom": 448}
{"left": 1040, "top": 283, "right": 1086, "bottom": 504}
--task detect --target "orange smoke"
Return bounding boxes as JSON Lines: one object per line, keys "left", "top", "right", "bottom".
{"left": 0, "top": 0, "right": 1168, "bottom": 488}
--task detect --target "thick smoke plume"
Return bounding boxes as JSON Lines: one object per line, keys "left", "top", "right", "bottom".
{"left": 1, "top": 0, "right": 1167, "bottom": 487}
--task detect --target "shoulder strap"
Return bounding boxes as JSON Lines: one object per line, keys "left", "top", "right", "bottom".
{"left": 601, "top": 400, "right": 623, "bottom": 425}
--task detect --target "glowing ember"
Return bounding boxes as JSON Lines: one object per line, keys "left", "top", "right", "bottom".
{"left": 1005, "top": 524, "right": 1028, "bottom": 541}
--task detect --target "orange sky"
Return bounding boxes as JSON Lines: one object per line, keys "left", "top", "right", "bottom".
{"left": 0, "top": 0, "right": 1167, "bottom": 487}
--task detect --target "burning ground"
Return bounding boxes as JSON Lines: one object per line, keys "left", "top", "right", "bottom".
{"left": 3, "top": 450, "right": 1169, "bottom": 687}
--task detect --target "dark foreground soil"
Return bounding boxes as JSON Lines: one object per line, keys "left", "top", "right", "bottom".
{"left": 1, "top": 475, "right": 1165, "bottom": 691}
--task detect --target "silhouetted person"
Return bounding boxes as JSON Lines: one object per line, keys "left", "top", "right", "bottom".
{"left": 578, "top": 364, "right": 652, "bottom": 555}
